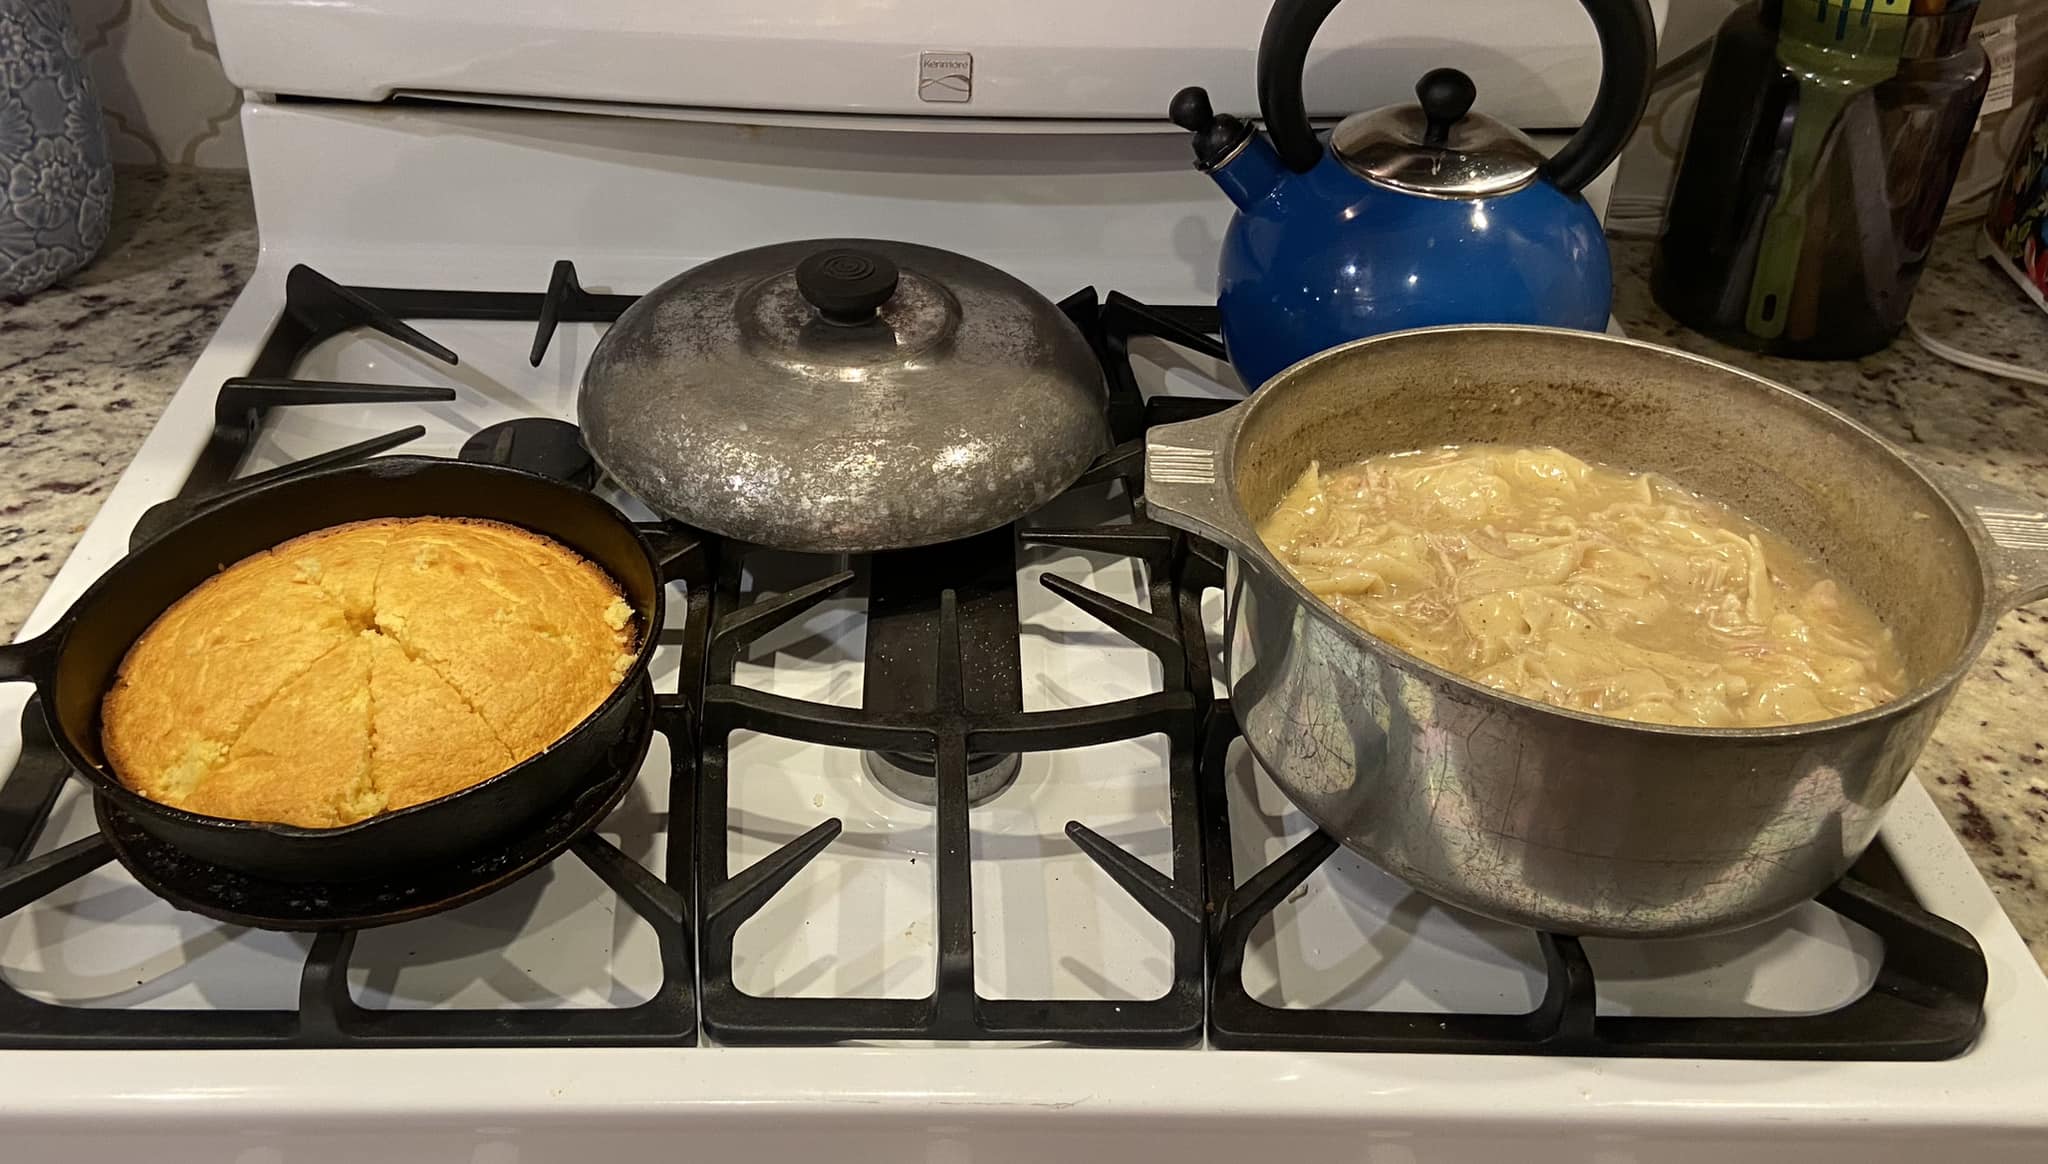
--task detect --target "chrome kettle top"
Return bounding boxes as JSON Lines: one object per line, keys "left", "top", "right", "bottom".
{"left": 1327, "top": 68, "right": 1548, "bottom": 198}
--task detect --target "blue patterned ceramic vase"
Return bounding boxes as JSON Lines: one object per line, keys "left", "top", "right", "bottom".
{"left": 0, "top": 0, "right": 113, "bottom": 298}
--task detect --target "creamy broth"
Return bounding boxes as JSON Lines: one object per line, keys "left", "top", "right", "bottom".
{"left": 1256, "top": 444, "right": 1907, "bottom": 728}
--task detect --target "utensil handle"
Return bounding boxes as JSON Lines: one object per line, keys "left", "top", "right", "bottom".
{"left": 1141, "top": 407, "right": 1260, "bottom": 556}
{"left": 0, "top": 631, "right": 54, "bottom": 684}
{"left": 1744, "top": 89, "right": 1836, "bottom": 338}
{"left": 1919, "top": 463, "right": 2048, "bottom": 612}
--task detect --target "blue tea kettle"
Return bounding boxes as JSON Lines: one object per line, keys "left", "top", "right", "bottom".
{"left": 1171, "top": 0, "right": 1656, "bottom": 389}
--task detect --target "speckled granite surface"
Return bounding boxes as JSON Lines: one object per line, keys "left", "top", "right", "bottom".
{"left": 1613, "top": 233, "right": 2048, "bottom": 972}
{"left": 0, "top": 169, "right": 255, "bottom": 636}
{"left": 1, "top": 171, "right": 2045, "bottom": 970}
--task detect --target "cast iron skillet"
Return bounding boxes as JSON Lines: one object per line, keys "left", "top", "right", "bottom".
{"left": 0, "top": 456, "right": 686, "bottom": 883}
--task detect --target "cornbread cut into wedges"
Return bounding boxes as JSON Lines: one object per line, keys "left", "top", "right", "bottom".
{"left": 101, "top": 518, "right": 637, "bottom": 828}
{"left": 182, "top": 635, "right": 376, "bottom": 827}
{"left": 370, "top": 519, "right": 635, "bottom": 755}
{"left": 365, "top": 633, "right": 514, "bottom": 815}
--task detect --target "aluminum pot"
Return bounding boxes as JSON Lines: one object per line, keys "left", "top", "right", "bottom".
{"left": 1145, "top": 326, "right": 2048, "bottom": 938}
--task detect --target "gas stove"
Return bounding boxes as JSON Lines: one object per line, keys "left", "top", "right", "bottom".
{"left": 5, "top": 0, "right": 2048, "bottom": 1151}
{"left": 0, "top": 263, "right": 1995, "bottom": 1056}
{"left": 1, "top": 241, "right": 2045, "bottom": 1158}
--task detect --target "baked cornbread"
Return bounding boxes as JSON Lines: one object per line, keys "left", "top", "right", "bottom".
{"left": 101, "top": 518, "right": 637, "bottom": 828}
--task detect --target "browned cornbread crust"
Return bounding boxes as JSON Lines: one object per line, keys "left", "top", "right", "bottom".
{"left": 101, "top": 518, "right": 636, "bottom": 828}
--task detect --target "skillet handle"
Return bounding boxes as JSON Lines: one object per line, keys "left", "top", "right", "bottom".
{"left": 0, "top": 631, "right": 56, "bottom": 685}
{"left": 1141, "top": 405, "right": 1261, "bottom": 557}
{"left": 1917, "top": 462, "right": 2048, "bottom": 613}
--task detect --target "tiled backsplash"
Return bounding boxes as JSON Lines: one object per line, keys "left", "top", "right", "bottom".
{"left": 68, "top": 0, "right": 243, "bottom": 168}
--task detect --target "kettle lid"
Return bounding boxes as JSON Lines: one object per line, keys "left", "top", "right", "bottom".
{"left": 1330, "top": 68, "right": 1547, "bottom": 199}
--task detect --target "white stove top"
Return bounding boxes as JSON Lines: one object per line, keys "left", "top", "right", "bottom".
{"left": 0, "top": 308, "right": 1887, "bottom": 1021}
{"left": 0, "top": 98, "right": 2044, "bottom": 1162}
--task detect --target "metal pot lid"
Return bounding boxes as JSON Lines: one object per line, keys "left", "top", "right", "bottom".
{"left": 1329, "top": 68, "right": 1546, "bottom": 199}
{"left": 579, "top": 238, "right": 1111, "bottom": 553}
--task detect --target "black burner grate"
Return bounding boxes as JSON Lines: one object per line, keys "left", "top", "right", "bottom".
{"left": 0, "top": 264, "right": 695, "bottom": 1047}
{"left": 691, "top": 293, "right": 1210, "bottom": 1045}
{"left": 0, "top": 693, "right": 697, "bottom": 1048}
{"left": 1196, "top": 702, "right": 1988, "bottom": 1059}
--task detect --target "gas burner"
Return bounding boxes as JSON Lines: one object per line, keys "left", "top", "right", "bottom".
{"left": 95, "top": 679, "right": 654, "bottom": 933}
{"left": 459, "top": 417, "right": 596, "bottom": 487}
{"left": 859, "top": 749, "right": 1020, "bottom": 807}
{"left": 852, "top": 529, "right": 1031, "bottom": 810}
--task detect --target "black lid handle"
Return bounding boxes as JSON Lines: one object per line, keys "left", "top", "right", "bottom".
{"left": 1169, "top": 85, "right": 1216, "bottom": 132}
{"left": 1256, "top": 0, "right": 1655, "bottom": 190}
{"left": 1416, "top": 68, "right": 1476, "bottom": 146}
{"left": 796, "top": 248, "right": 900, "bottom": 324}
{"left": 1169, "top": 85, "right": 1255, "bottom": 170}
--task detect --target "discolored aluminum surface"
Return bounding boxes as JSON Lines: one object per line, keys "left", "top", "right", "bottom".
{"left": 580, "top": 238, "right": 1111, "bottom": 552}
{"left": 1146, "top": 325, "right": 2048, "bottom": 937}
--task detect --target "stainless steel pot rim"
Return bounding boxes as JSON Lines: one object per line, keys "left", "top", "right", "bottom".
{"left": 1205, "top": 324, "right": 1998, "bottom": 742}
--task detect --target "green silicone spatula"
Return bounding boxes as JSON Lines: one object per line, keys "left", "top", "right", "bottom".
{"left": 1744, "top": 0, "right": 1912, "bottom": 339}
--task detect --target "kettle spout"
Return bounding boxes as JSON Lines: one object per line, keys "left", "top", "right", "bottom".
{"left": 1170, "top": 86, "right": 1287, "bottom": 211}
{"left": 1206, "top": 132, "right": 1287, "bottom": 212}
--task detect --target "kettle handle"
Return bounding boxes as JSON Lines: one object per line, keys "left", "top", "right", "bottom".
{"left": 1255, "top": 0, "right": 1656, "bottom": 191}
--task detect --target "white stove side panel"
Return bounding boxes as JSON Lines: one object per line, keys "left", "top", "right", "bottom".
{"left": 235, "top": 101, "right": 1616, "bottom": 303}
{"left": 210, "top": 0, "right": 1671, "bottom": 124}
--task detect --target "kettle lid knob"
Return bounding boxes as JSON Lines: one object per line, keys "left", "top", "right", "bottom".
{"left": 1169, "top": 86, "right": 1217, "bottom": 132}
{"left": 1415, "top": 68, "right": 1477, "bottom": 146}
{"left": 1169, "top": 86, "right": 1254, "bottom": 171}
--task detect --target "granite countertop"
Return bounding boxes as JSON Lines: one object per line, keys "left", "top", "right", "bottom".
{"left": 1, "top": 169, "right": 255, "bottom": 635}
{"left": 2, "top": 169, "right": 2045, "bottom": 971}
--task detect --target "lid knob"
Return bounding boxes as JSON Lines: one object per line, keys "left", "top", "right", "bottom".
{"left": 796, "top": 248, "right": 901, "bottom": 324}
{"left": 1415, "top": 68, "right": 1477, "bottom": 147}
{"left": 1169, "top": 85, "right": 1253, "bottom": 170}
{"left": 1169, "top": 85, "right": 1216, "bottom": 132}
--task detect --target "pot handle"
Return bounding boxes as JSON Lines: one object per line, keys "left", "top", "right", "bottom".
{"left": 1141, "top": 406, "right": 1261, "bottom": 556}
{"left": 1255, "top": 0, "right": 1656, "bottom": 188}
{"left": 0, "top": 630, "right": 56, "bottom": 685}
{"left": 1918, "top": 462, "right": 2048, "bottom": 613}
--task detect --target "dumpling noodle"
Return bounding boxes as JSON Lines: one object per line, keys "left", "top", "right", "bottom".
{"left": 1256, "top": 445, "right": 1906, "bottom": 728}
